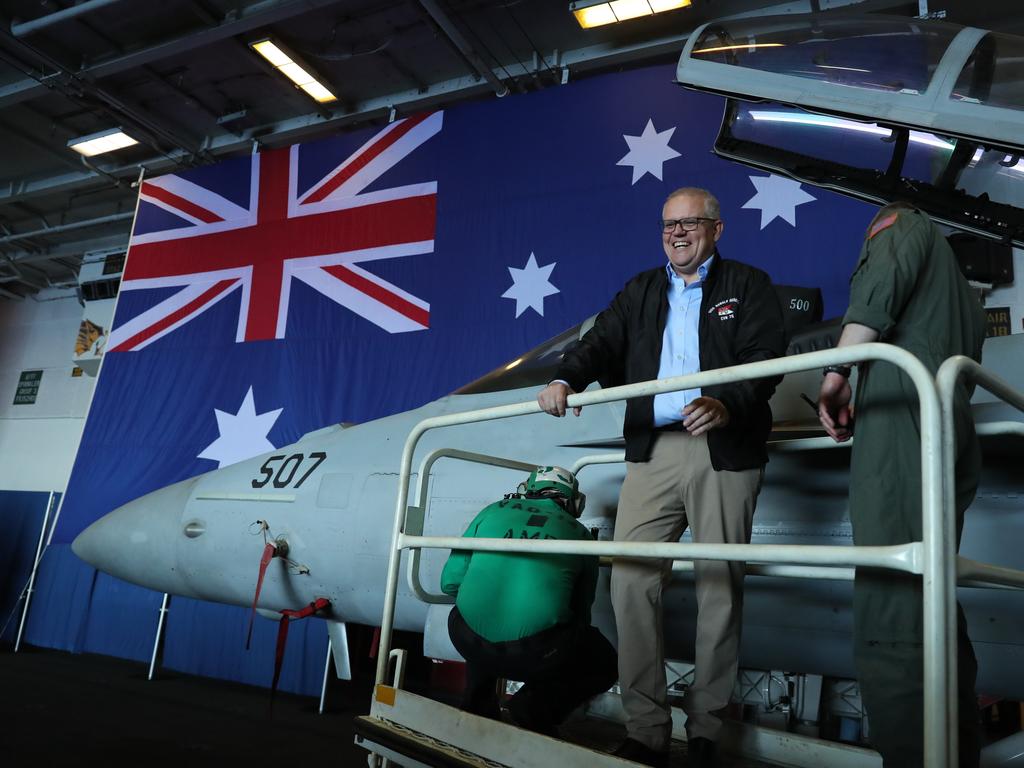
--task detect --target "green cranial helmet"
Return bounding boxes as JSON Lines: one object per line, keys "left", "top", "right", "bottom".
{"left": 520, "top": 466, "right": 585, "bottom": 517}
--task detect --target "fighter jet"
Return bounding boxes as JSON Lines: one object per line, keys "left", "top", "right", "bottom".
{"left": 71, "top": 9, "right": 1024, "bottom": 752}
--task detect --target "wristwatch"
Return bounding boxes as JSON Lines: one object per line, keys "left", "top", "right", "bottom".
{"left": 823, "top": 364, "right": 852, "bottom": 378}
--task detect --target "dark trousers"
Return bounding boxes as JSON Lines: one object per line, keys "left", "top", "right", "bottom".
{"left": 850, "top": 379, "right": 981, "bottom": 768}
{"left": 448, "top": 607, "right": 617, "bottom": 728}
{"left": 854, "top": 573, "right": 980, "bottom": 768}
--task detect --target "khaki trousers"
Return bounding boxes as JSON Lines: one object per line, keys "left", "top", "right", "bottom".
{"left": 611, "top": 431, "right": 761, "bottom": 749}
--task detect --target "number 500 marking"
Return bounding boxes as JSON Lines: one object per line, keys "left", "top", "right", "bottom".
{"left": 251, "top": 451, "right": 327, "bottom": 489}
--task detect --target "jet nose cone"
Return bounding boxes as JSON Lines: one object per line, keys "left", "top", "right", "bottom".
{"left": 72, "top": 476, "right": 198, "bottom": 595}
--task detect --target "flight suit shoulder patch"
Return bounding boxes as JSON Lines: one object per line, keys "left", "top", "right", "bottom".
{"left": 868, "top": 213, "right": 899, "bottom": 240}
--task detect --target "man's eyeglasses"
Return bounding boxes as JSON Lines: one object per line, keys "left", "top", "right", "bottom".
{"left": 661, "top": 217, "right": 717, "bottom": 232}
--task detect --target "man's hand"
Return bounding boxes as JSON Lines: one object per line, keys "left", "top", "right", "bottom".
{"left": 818, "top": 372, "right": 854, "bottom": 442}
{"left": 538, "top": 382, "right": 581, "bottom": 417}
{"left": 682, "top": 396, "right": 729, "bottom": 436}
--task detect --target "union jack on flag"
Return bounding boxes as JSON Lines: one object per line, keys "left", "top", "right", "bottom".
{"left": 108, "top": 111, "right": 443, "bottom": 352}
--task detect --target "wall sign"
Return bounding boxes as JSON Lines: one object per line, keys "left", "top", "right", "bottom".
{"left": 14, "top": 369, "right": 43, "bottom": 405}
{"left": 986, "top": 306, "right": 1011, "bottom": 338}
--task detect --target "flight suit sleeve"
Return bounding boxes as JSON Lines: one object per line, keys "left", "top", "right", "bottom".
{"left": 439, "top": 508, "right": 488, "bottom": 597}
{"left": 711, "top": 268, "right": 787, "bottom": 423}
{"left": 843, "top": 214, "right": 930, "bottom": 338}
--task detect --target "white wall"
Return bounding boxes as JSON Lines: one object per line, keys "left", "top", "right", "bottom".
{"left": 0, "top": 288, "right": 97, "bottom": 492}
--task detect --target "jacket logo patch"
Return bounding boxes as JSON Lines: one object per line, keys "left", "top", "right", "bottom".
{"left": 710, "top": 298, "right": 740, "bottom": 321}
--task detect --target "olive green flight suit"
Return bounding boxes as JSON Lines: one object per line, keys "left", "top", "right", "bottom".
{"left": 843, "top": 209, "right": 986, "bottom": 767}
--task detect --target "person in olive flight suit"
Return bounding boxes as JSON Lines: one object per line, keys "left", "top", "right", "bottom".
{"left": 441, "top": 466, "right": 617, "bottom": 736}
{"left": 818, "top": 202, "right": 985, "bottom": 768}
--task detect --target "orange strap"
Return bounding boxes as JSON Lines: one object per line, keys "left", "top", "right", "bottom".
{"left": 245, "top": 541, "right": 278, "bottom": 650}
{"left": 272, "top": 598, "right": 331, "bottom": 697}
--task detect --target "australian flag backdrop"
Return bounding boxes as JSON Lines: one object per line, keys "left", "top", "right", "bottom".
{"left": 29, "top": 63, "right": 873, "bottom": 693}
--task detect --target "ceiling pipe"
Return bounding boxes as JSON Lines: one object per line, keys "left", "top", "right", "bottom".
{"left": 417, "top": 0, "right": 509, "bottom": 97}
{"left": 0, "top": 27, "right": 205, "bottom": 162}
{"left": 11, "top": 0, "right": 128, "bottom": 37}
{"left": 0, "top": 261, "right": 48, "bottom": 290}
{"left": 0, "top": 212, "right": 134, "bottom": 244}
{"left": 1, "top": 0, "right": 364, "bottom": 109}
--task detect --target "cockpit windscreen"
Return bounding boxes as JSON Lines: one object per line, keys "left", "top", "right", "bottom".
{"left": 691, "top": 16, "right": 960, "bottom": 95}
{"left": 455, "top": 323, "right": 586, "bottom": 395}
{"left": 716, "top": 99, "right": 1024, "bottom": 246}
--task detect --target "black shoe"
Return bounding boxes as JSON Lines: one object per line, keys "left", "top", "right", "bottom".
{"left": 503, "top": 697, "right": 559, "bottom": 738}
{"left": 687, "top": 737, "right": 717, "bottom": 768}
{"left": 611, "top": 738, "right": 669, "bottom": 768}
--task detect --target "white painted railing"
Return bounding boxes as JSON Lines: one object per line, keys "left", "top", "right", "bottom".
{"left": 373, "top": 343, "right": 1024, "bottom": 768}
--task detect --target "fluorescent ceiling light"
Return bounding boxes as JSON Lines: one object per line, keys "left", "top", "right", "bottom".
{"left": 300, "top": 81, "right": 336, "bottom": 102}
{"left": 249, "top": 37, "right": 337, "bottom": 104}
{"left": 609, "top": 0, "right": 653, "bottom": 21}
{"left": 251, "top": 39, "right": 290, "bottom": 67}
{"left": 571, "top": 0, "right": 689, "bottom": 29}
{"left": 67, "top": 128, "right": 138, "bottom": 157}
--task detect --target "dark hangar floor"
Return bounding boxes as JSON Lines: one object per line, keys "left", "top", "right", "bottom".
{"left": 0, "top": 643, "right": 794, "bottom": 768}
{"left": 0, "top": 644, "right": 368, "bottom": 767}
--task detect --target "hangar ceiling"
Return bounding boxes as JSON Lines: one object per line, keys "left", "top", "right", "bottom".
{"left": 0, "top": 0, "right": 1021, "bottom": 299}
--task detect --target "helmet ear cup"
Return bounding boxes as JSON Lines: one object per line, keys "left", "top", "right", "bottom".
{"left": 575, "top": 491, "right": 586, "bottom": 518}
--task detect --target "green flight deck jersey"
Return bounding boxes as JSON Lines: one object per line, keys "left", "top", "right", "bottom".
{"left": 440, "top": 496, "right": 598, "bottom": 643}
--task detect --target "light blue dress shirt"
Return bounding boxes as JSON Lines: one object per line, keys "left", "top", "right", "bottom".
{"left": 652, "top": 256, "right": 713, "bottom": 428}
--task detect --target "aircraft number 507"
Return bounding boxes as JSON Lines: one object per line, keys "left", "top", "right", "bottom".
{"left": 251, "top": 452, "right": 327, "bottom": 489}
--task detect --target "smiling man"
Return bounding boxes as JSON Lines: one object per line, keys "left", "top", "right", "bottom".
{"left": 538, "top": 187, "right": 786, "bottom": 768}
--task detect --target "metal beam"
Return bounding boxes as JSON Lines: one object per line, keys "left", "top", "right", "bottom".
{"left": 11, "top": 0, "right": 128, "bottom": 37}
{"left": 417, "top": 0, "right": 509, "bottom": 97}
{"left": 0, "top": 212, "right": 135, "bottom": 244}
{"left": 0, "top": 233, "right": 130, "bottom": 265}
{"left": 1, "top": 121, "right": 91, "bottom": 174}
{"left": 0, "top": 0, "right": 347, "bottom": 109}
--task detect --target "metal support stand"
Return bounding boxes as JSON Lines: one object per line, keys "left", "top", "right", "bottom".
{"left": 319, "top": 639, "right": 333, "bottom": 714}
{"left": 147, "top": 593, "right": 170, "bottom": 680}
{"left": 14, "top": 491, "right": 57, "bottom": 652}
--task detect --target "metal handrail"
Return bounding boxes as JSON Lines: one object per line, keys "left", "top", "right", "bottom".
{"left": 406, "top": 447, "right": 538, "bottom": 603}
{"left": 406, "top": 450, "right": 633, "bottom": 603}
{"left": 376, "top": 343, "right": 954, "bottom": 765}
{"left": 936, "top": 356, "right": 1024, "bottom": 762}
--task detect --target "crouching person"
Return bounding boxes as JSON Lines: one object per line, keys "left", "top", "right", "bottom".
{"left": 440, "top": 466, "right": 617, "bottom": 737}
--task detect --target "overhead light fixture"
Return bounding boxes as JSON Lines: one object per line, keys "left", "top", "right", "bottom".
{"left": 570, "top": 0, "right": 690, "bottom": 29}
{"left": 67, "top": 127, "right": 138, "bottom": 157}
{"left": 250, "top": 38, "right": 338, "bottom": 104}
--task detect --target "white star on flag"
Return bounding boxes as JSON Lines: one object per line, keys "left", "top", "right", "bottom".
{"left": 502, "top": 253, "right": 559, "bottom": 318}
{"left": 197, "top": 386, "right": 283, "bottom": 468}
{"left": 741, "top": 174, "right": 817, "bottom": 229}
{"left": 616, "top": 119, "right": 681, "bottom": 184}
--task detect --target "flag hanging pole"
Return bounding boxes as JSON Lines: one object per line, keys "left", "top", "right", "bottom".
{"left": 14, "top": 491, "right": 57, "bottom": 652}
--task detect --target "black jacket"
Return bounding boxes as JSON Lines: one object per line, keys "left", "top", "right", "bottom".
{"left": 556, "top": 255, "right": 786, "bottom": 468}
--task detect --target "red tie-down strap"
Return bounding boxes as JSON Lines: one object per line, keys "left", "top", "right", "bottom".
{"left": 272, "top": 598, "right": 331, "bottom": 698}
{"left": 245, "top": 541, "right": 279, "bottom": 650}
